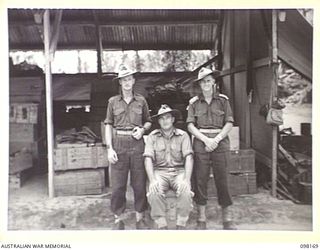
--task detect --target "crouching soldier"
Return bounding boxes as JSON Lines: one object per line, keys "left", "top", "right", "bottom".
{"left": 187, "top": 67, "right": 236, "bottom": 230}
{"left": 104, "top": 64, "right": 152, "bottom": 230}
{"left": 144, "top": 105, "right": 194, "bottom": 230}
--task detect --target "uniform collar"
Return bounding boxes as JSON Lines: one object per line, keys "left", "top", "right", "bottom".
{"left": 154, "top": 127, "right": 183, "bottom": 137}
{"left": 117, "top": 92, "right": 138, "bottom": 101}
{"left": 198, "top": 92, "right": 219, "bottom": 101}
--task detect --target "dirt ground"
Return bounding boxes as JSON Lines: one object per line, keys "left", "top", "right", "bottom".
{"left": 8, "top": 173, "right": 312, "bottom": 231}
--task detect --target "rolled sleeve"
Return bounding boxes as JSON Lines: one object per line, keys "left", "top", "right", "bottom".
{"left": 142, "top": 99, "right": 152, "bottom": 124}
{"left": 103, "top": 99, "right": 114, "bottom": 125}
{"left": 143, "top": 135, "right": 155, "bottom": 160}
{"left": 181, "top": 133, "right": 193, "bottom": 158}
{"left": 224, "top": 100, "right": 234, "bottom": 124}
{"left": 186, "top": 103, "right": 196, "bottom": 124}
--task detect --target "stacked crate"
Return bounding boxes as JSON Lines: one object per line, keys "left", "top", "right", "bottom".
{"left": 53, "top": 143, "right": 108, "bottom": 196}
{"left": 9, "top": 103, "right": 43, "bottom": 188}
{"left": 208, "top": 127, "right": 257, "bottom": 197}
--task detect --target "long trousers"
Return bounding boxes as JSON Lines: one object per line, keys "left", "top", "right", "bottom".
{"left": 192, "top": 138, "right": 233, "bottom": 207}
{"left": 147, "top": 168, "right": 193, "bottom": 227}
{"left": 110, "top": 134, "right": 147, "bottom": 216}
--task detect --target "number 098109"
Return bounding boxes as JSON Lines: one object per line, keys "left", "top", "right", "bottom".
{"left": 300, "top": 244, "right": 319, "bottom": 248}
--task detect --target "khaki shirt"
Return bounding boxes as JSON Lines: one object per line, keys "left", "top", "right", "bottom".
{"left": 104, "top": 93, "right": 151, "bottom": 129}
{"left": 186, "top": 93, "right": 234, "bottom": 152}
{"left": 186, "top": 93, "right": 234, "bottom": 128}
{"left": 143, "top": 128, "right": 193, "bottom": 168}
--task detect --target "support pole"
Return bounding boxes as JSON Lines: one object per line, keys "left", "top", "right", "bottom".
{"left": 271, "top": 9, "right": 279, "bottom": 197}
{"left": 44, "top": 9, "right": 55, "bottom": 198}
{"left": 93, "top": 11, "right": 103, "bottom": 77}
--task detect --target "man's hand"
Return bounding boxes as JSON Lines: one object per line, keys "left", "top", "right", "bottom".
{"left": 177, "top": 179, "right": 191, "bottom": 197}
{"left": 204, "top": 137, "right": 219, "bottom": 152}
{"left": 132, "top": 127, "right": 144, "bottom": 140}
{"left": 148, "top": 179, "right": 164, "bottom": 196}
{"left": 108, "top": 148, "right": 118, "bottom": 165}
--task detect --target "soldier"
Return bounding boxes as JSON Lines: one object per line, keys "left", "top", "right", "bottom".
{"left": 186, "top": 67, "right": 236, "bottom": 230}
{"left": 144, "top": 105, "right": 194, "bottom": 230}
{"left": 104, "top": 64, "right": 152, "bottom": 230}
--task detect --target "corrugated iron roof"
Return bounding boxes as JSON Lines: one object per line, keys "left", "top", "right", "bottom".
{"left": 8, "top": 9, "right": 220, "bottom": 51}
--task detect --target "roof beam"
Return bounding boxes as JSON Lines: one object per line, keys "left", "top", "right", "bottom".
{"left": 9, "top": 19, "right": 218, "bottom": 28}
{"left": 9, "top": 42, "right": 216, "bottom": 51}
{"left": 10, "top": 38, "right": 217, "bottom": 50}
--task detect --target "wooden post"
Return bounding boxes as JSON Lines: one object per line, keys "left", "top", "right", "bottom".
{"left": 271, "top": 9, "right": 279, "bottom": 197}
{"left": 44, "top": 10, "right": 55, "bottom": 198}
{"left": 93, "top": 11, "right": 103, "bottom": 77}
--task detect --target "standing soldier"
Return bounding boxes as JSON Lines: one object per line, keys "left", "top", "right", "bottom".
{"left": 186, "top": 67, "right": 236, "bottom": 230}
{"left": 104, "top": 64, "right": 152, "bottom": 230}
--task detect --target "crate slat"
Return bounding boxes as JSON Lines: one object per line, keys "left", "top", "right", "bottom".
{"left": 9, "top": 167, "right": 35, "bottom": 188}
{"left": 9, "top": 103, "right": 39, "bottom": 124}
{"left": 208, "top": 172, "right": 257, "bottom": 197}
{"left": 54, "top": 144, "right": 108, "bottom": 170}
{"left": 9, "top": 123, "right": 38, "bottom": 142}
{"left": 54, "top": 168, "right": 105, "bottom": 196}
{"left": 229, "top": 149, "right": 255, "bottom": 173}
{"left": 9, "top": 152, "right": 33, "bottom": 174}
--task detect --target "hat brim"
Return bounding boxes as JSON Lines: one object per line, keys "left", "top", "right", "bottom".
{"left": 194, "top": 70, "right": 221, "bottom": 83}
{"left": 112, "top": 71, "right": 137, "bottom": 81}
{"left": 151, "top": 109, "right": 181, "bottom": 120}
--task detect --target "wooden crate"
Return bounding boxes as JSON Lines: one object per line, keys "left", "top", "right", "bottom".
{"left": 9, "top": 141, "right": 39, "bottom": 158}
{"left": 229, "top": 126, "right": 240, "bottom": 151}
{"left": 9, "top": 167, "right": 34, "bottom": 188}
{"left": 9, "top": 103, "right": 39, "bottom": 124}
{"left": 229, "top": 149, "right": 255, "bottom": 173}
{"left": 54, "top": 168, "right": 105, "bottom": 196}
{"left": 9, "top": 123, "right": 38, "bottom": 142}
{"left": 208, "top": 172, "right": 257, "bottom": 197}
{"left": 54, "top": 143, "right": 108, "bottom": 170}
{"left": 9, "top": 151, "right": 33, "bottom": 174}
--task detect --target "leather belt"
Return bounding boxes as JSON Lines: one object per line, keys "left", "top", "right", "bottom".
{"left": 157, "top": 166, "right": 184, "bottom": 172}
{"left": 115, "top": 129, "right": 133, "bottom": 136}
{"left": 199, "top": 128, "right": 222, "bottom": 133}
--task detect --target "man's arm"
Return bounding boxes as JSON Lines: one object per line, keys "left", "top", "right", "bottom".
{"left": 213, "top": 122, "right": 233, "bottom": 144}
{"left": 184, "top": 154, "right": 193, "bottom": 182}
{"left": 105, "top": 124, "right": 118, "bottom": 164}
{"left": 145, "top": 157, "right": 161, "bottom": 195}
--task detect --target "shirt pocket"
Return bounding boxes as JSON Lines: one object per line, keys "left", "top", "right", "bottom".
{"left": 194, "top": 109, "right": 207, "bottom": 127}
{"left": 154, "top": 140, "right": 166, "bottom": 164}
{"left": 170, "top": 143, "right": 183, "bottom": 164}
{"left": 113, "top": 106, "right": 126, "bottom": 125}
{"left": 130, "top": 103, "right": 143, "bottom": 126}
{"left": 211, "top": 109, "right": 225, "bottom": 128}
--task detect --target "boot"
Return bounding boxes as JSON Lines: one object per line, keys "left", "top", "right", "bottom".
{"left": 222, "top": 206, "right": 237, "bottom": 230}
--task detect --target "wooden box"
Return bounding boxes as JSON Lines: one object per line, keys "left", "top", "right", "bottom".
{"left": 228, "top": 149, "right": 255, "bottom": 173}
{"left": 9, "top": 167, "right": 34, "bottom": 188}
{"left": 54, "top": 168, "right": 105, "bottom": 196}
{"left": 9, "top": 103, "right": 39, "bottom": 124}
{"left": 208, "top": 172, "right": 257, "bottom": 196}
{"left": 54, "top": 143, "right": 108, "bottom": 170}
{"left": 10, "top": 141, "right": 39, "bottom": 158}
{"left": 229, "top": 126, "right": 240, "bottom": 151}
{"left": 9, "top": 123, "right": 38, "bottom": 142}
{"left": 9, "top": 151, "right": 33, "bottom": 174}
{"left": 228, "top": 172, "right": 257, "bottom": 195}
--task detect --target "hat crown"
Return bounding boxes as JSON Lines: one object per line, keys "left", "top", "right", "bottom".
{"left": 198, "top": 67, "right": 214, "bottom": 79}
{"left": 117, "top": 64, "right": 135, "bottom": 78}
{"left": 158, "top": 104, "right": 173, "bottom": 115}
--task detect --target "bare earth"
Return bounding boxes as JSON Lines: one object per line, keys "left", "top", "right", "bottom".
{"left": 8, "top": 174, "right": 312, "bottom": 231}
